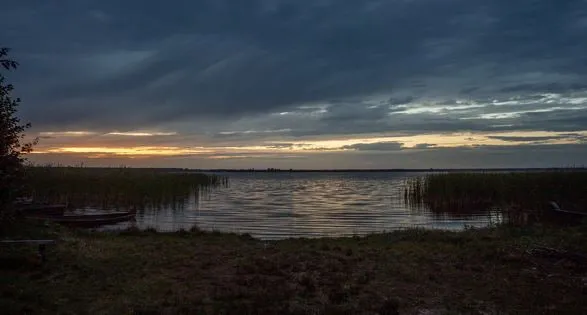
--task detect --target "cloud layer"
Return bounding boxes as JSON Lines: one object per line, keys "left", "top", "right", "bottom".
{"left": 2, "top": 0, "right": 587, "bottom": 167}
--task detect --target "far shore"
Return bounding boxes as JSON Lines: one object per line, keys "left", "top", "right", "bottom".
{"left": 195, "top": 167, "right": 587, "bottom": 173}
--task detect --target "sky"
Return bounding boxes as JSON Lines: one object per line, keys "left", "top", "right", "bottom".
{"left": 2, "top": 0, "right": 587, "bottom": 169}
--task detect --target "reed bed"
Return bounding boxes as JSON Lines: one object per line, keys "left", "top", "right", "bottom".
{"left": 405, "top": 171, "right": 587, "bottom": 219}
{"left": 22, "top": 167, "right": 227, "bottom": 209}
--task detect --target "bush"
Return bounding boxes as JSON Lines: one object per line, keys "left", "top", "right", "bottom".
{"left": 0, "top": 47, "right": 35, "bottom": 220}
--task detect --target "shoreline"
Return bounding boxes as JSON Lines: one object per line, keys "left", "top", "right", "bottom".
{"left": 2, "top": 221, "right": 586, "bottom": 314}
{"left": 198, "top": 167, "right": 587, "bottom": 173}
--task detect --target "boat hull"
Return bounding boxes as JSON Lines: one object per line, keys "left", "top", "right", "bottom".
{"left": 27, "top": 211, "right": 136, "bottom": 228}
{"left": 52, "top": 214, "right": 136, "bottom": 228}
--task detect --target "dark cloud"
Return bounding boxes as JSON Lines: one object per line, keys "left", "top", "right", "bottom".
{"left": 212, "top": 92, "right": 587, "bottom": 141}
{"left": 515, "top": 108, "right": 587, "bottom": 132}
{"left": 498, "top": 82, "right": 587, "bottom": 94}
{"left": 342, "top": 141, "right": 404, "bottom": 151}
{"left": 560, "top": 133, "right": 587, "bottom": 143}
{"left": 488, "top": 136, "right": 561, "bottom": 142}
{"left": 0, "top": 0, "right": 584, "bottom": 134}
{"left": 398, "top": 144, "right": 587, "bottom": 169}
{"left": 5, "top": 0, "right": 587, "bottom": 170}
{"left": 486, "top": 133, "right": 587, "bottom": 143}
{"left": 388, "top": 96, "right": 415, "bottom": 106}
{"left": 319, "top": 101, "right": 389, "bottom": 123}
{"left": 487, "top": 135, "right": 577, "bottom": 142}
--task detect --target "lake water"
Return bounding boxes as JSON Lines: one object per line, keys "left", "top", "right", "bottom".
{"left": 122, "top": 172, "right": 502, "bottom": 240}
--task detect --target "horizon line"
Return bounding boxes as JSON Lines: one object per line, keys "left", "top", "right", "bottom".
{"left": 26, "top": 165, "right": 587, "bottom": 172}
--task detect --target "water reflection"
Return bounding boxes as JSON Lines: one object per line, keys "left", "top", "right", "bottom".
{"left": 113, "top": 172, "right": 498, "bottom": 240}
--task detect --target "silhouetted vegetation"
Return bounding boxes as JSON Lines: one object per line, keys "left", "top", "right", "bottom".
{"left": 405, "top": 171, "right": 587, "bottom": 220}
{"left": 22, "top": 166, "right": 227, "bottom": 209}
{"left": 0, "top": 47, "right": 35, "bottom": 220}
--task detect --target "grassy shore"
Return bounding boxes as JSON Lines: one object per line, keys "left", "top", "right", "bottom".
{"left": 2, "top": 221, "right": 587, "bottom": 314}
{"left": 405, "top": 171, "right": 587, "bottom": 217}
{"left": 22, "top": 167, "right": 226, "bottom": 209}
{"left": 3, "top": 169, "right": 586, "bottom": 313}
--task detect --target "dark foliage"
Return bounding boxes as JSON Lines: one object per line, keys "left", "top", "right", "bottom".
{"left": 0, "top": 47, "right": 35, "bottom": 219}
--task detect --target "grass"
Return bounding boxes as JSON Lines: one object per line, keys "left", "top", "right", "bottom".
{"left": 21, "top": 166, "right": 227, "bottom": 209}
{"left": 1, "top": 220, "right": 587, "bottom": 314}
{"left": 405, "top": 171, "right": 587, "bottom": 218}
{"left": 4, "top": 168, "right": 585, "bottom": 313}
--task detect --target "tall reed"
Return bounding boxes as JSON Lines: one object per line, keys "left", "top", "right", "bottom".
{"left": 405, "top": 171, "right": 587, "bottom": 218}
{"left": 22, "top": 166, "right": 228, "bottom": 209}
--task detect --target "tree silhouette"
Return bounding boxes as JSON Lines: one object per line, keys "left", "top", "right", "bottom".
{"left": 1, "top": 47, "right": 35, "bottom": 219}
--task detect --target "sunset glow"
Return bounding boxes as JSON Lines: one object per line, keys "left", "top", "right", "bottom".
{"left": 7, "top": 0, "right": 587, "bottom": 168}
{"left": 28, "top": 130, "right": 587, "bottom": 161}
{"left": 34, "top": 146, "right": 213, "bottom": 156}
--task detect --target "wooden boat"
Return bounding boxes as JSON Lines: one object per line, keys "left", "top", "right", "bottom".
{"left": 50, "top": 214, "right": 136, "bottom": 228}
{"left": 31, "top": 211, "right": 132, "bottom": 220}
{"left": 28, "top": 211, "right": 136, "bottom": 228}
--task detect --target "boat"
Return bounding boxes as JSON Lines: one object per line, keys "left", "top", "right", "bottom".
{"left": 27, "top": 211, "right": 136, "bottom": 228}
{"left": 29, "top": 211, "right": 133, "bottom": 220}
{"left": 49, "top": 214, "right": 136, "bottom": 228}
{"left": 547, "top": 202, "right": 587, "bottom": 226}
{"left": 549, "top": 201, "right": 587, "bottom": 216}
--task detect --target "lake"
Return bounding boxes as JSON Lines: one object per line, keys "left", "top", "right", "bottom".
{"left": 123, "top": 172, "right": 502, "bottom": 240}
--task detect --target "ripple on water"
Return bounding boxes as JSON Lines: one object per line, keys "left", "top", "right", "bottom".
{"left": 120, "top": 172, "right": 497, "bottom": 240}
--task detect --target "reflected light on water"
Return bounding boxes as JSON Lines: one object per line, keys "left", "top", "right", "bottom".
{"left": 117, "top": 172, "right": 500, "bottom": 240}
